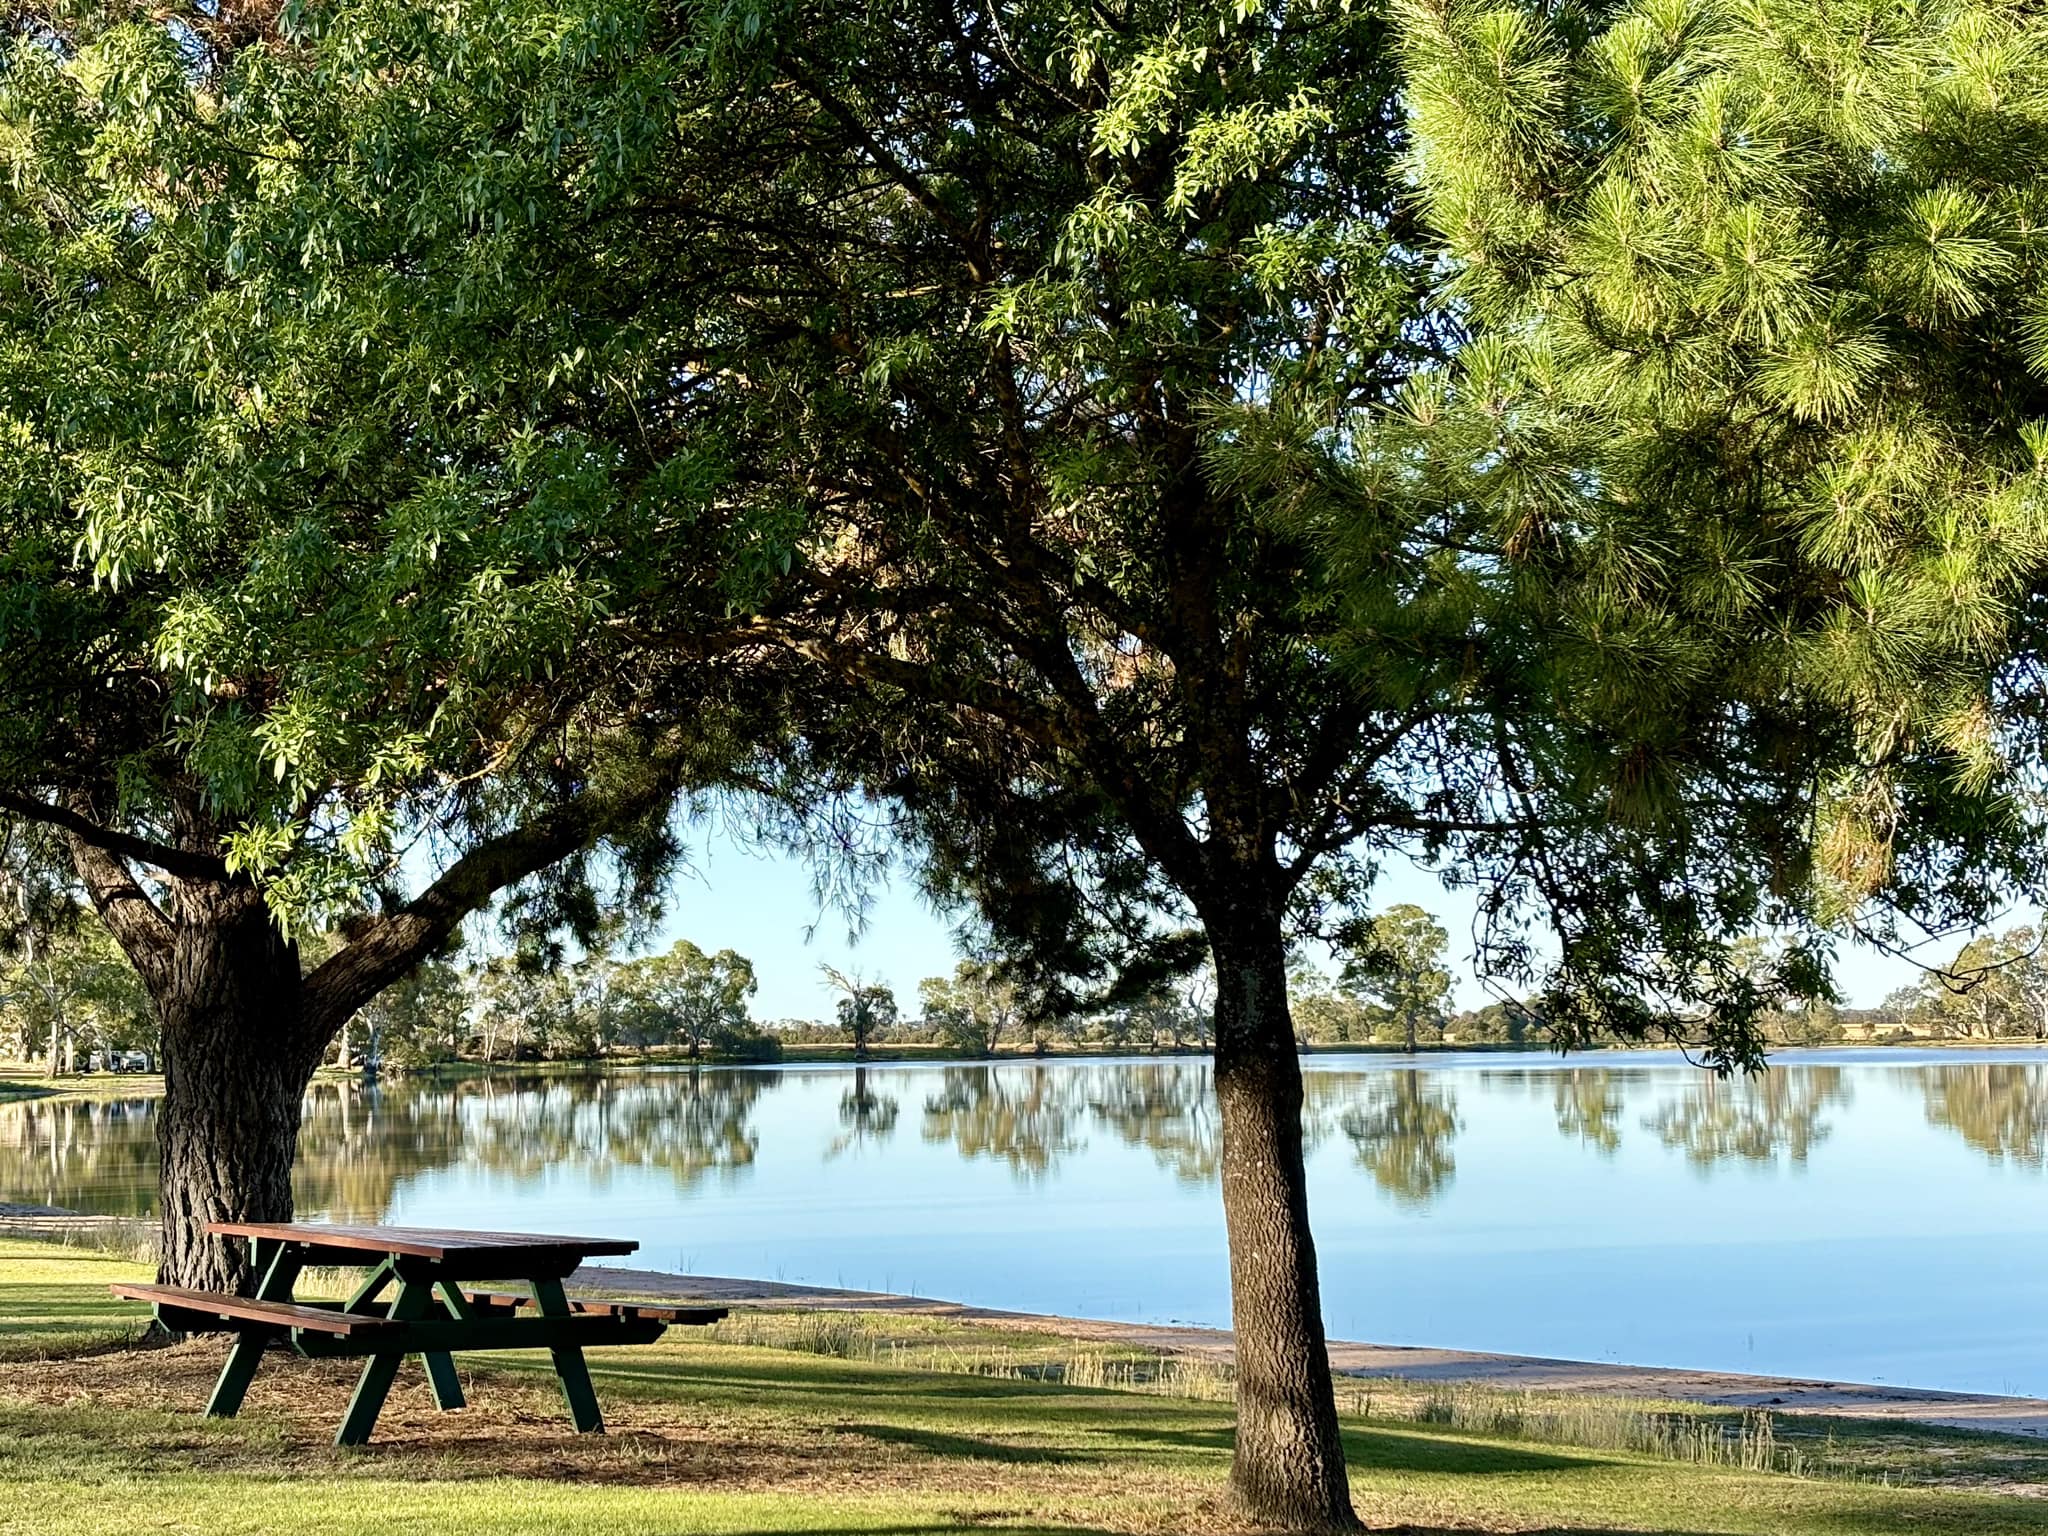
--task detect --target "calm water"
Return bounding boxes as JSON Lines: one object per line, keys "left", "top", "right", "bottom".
{"left": 7, "top": 1049, "right": 2048, "bottom": 1396}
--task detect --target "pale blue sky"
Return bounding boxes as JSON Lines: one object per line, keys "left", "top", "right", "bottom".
{"left": 649, "top": 825, "right": 1980, "bottom": 1023}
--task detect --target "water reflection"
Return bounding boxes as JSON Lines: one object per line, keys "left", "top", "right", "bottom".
{"left": 276, "top": 1069, "right": 777, "bottom": 1216}
{"left": 1478, "top": 1067, "right": 1624, "bottom": 1155}
{"left": 1553, "top": 1070, "right": 1625, "bottom": 1155}
{"left": 1643, "top": 1068, "right": 1849, "bottom": 1167}
{"left": 0, "top": 1093, "right": 157, "bottom": 1214}
{"left": 17, "top": 1055, "right": 2048, "bottom": 1228}
{"left": 1088, "top": 1062, "right": 1219, "bottom": 1183}
{"left": 16, "top": 1051, "right": 2048, "bottom": 1398}
{"left": 1918, "top": 1063, "right": 2048, "bottom": 1167}
{"left": 829, "top": 1066, "right": 900, "bottom": 1158}
{"left": 1336, "top": 1072, "right": 1459, "bottom": 1206}
{"left": 921, "top": 1065, "right": 1084, "bottom": 1176}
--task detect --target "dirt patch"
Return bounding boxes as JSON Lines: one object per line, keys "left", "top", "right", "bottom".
{"left": 0, "top": 1340, "right": 1220, "bottom": 1527}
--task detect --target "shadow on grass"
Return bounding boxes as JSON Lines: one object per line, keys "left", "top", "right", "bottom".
{"left": 842, "top": 1421, "right": 1089, "bottom": 1465}
{"left": 715, "top": 1525, "right": 1730, "bottom": 1536}
{"left": 1341, "top": 1422, "right": 1604, "bottom": 1475}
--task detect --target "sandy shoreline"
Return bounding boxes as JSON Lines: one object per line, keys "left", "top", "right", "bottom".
{"left": 10, "top": 1208, "right": 2043, "bottom": 1441}
{"left": 583, "top": 1264, "right": 2048, "bottom": 1440}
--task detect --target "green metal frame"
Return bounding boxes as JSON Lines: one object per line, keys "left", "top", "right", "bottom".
{"left": 169, "top": 1236, "right": 666, "bottom": 1447}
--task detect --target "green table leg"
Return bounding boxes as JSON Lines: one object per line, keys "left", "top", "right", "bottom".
{"left": 337, "top": 1279, "right": 433, "bottom": 1447}
{"left": 530, "top": 1277, "right": 604, "bottom": 1433}
{"left": 344, "top": 1258, "right": 395, "bottom": 1314}
{"left": 418, "top": 1284, "right": 466, "bottom": 1412}
{"left": 206, "top": 1242, "right": 305, "bottom": 1419}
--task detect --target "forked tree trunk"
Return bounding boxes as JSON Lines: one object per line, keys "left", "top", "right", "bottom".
{"left": 1209, "top": 911, "right": 1358, "bottom": 1533}
{"left": 154, "top": 884, "right": 314, "bottom": 1294}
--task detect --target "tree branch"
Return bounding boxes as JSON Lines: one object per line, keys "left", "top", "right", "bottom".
{"left": 63, "top": 834, "right": 174, "bottom": 995}
{"left": 0, "top": 789, "right": 230, "bottom": 883}
{"left": 298, "top": 755, "right": 689, "bottom": 1041}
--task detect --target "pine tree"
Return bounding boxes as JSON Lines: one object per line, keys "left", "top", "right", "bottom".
{"left": 1383, "top": 0, "right": 2048, "bottom": 963}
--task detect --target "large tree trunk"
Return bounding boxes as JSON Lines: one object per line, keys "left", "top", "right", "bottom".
{"left": 154, "top": 883, "right": 313, "bottom": 1294}
{"left": 1209, "top": 908, "right": 1358, "bottom": 1533}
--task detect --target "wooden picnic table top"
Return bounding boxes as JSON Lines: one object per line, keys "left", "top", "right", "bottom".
{"left": 204, "top": 1220, "right": 640, "bottom": 1263}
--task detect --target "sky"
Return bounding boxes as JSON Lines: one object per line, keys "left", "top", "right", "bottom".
{"left": 648, "top": 824, "right": 2013, "bottom": 1023}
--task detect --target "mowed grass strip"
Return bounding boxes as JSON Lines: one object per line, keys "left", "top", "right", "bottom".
{"left": 2, "top": 1238, "right": 2046, "bottom": 1534}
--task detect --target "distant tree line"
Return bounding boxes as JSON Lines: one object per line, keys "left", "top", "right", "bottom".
{"left": 1873, "top": 928, "right": 2048, "bottom": 1042}
{"left": 21, "top": 904, "right": 2048, "bottom": 1077}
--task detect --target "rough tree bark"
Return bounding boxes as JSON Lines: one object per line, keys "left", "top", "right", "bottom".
{"left": 1206, "top": 895, "right": 1358, "bottom": 1533}
{"left": 26, "top": 760, "right": 685, "bottom": 1293}
{"left": 153, "top": 881, "right": 312, "bottom": 1292}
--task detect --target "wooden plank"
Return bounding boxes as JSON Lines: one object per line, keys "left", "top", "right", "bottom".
{"left": 466, "top": 1289, "right": 727, "bottom": 1326}
{"left": 109, "top": 1284, "right": 400, "bottom": 1337}
{"left": 203, "top": 1222, "right": 639, "bottom": 1261}
{"left": 292, "top": 1312, "right": 667, "bottom": 1358}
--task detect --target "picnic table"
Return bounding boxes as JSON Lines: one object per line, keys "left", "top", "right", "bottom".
{"left": 109, "top": 1221, "right": 725, "bottom": 1445}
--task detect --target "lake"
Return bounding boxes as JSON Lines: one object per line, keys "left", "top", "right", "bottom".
{"left": 6, "top": 1048, "right": 2047, "bottom": 1397}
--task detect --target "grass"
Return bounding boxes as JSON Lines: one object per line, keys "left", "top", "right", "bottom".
{"left": 0, "top": 1066, "right": 163, "bottom": 1104}
{"left": 4, "top": 1236, "right": 2048, "bottom": 1534}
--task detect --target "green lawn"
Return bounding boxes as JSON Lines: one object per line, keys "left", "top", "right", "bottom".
{"left": 2, "top": 1236, "right": 2046, "bottom": 1535}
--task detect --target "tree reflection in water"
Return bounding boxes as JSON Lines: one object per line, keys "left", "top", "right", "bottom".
{"left": 0, "top": 1069, "right": 783, "bottom": 1219}
{"left": 1088, "top": 1062, "right": 1219, "bottom": 1182}
{"left": 921, "top": 1065, "right": 1086, "bottom": 1176}
{"left": 0, "top": 1094, "right": 159, "bottom": 1214}
{"left": 12, "top": 1058, "right": 1988, "bottom": 1225}
{"left": 1553, "top": 1069, "right": 1625, "bottom": 1155}
{"left": 448, "top": 1069, "right": 779, "bottom": 1191}
{"left": 1644, "top": 1067, "right": 1849, "bottom": 1167}
{"left": 1918, "top": 1064, "right": 2048, "bottom": 1166}
{"left": 829, "top": 1065, "right": 900, "bottom": 1158}
{"left": 1334, "top": 1070, "right": 1459, "bottom": 1206}
{"left": 1478, "top": 1067, "right": 1625, "bottom": 1156}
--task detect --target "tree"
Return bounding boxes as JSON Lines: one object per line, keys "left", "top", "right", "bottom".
{"left": 641, "top": 940, "right": 759, "bottom": 1060}
{"left": 563, "top": 4, "right": 1498, "bottom": 1516}
{"left": 474, "top": 955, "right": 582, "bottom": 1063}
{"left": 918, "top": 959, "right": 1020, "bottom": 1058}
{"left": 823, "top": 968, "right": 899, "bottom": 1060}
{"left": 1286, "top": 958, "right": 1370, "bottom": 1046}
{"left": 1, "top": 908, "right": 151, "bottom": 1072}
{"left": 0, "top": 4, "right": 773, "bottom": 1289}
{"left": 357, "top": 955, "right": 472, "bottom": 1072}
{"left": 265, "top": 0, "right": 1878, "bottom": 1520}
{"left": 1341, "top": 907, "right": 1454, "bottom": 1053}
{"left": 1390, "top": 0, "right": 2048, "bottom": 968}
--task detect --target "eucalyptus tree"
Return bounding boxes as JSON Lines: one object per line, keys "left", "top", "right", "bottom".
{"left": 0, "top": 7, "right": 768, "bottom": 1289}
{"left": 823, "top": 967, "right": 899, "bottom": 1059}
{"left": 642, "top": 938, "right": 758, "bottom": 1059}
{"left": 1341, "top": 905, "right": 1453, "bottom": 1051}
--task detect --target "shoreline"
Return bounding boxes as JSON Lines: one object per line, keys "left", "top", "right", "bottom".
{"left": 9, "top": 1035, "right": 2048, "bottom": 1100}
{"left": 10, "top": 1208, "right": 2044, "bottom": 1441}
{"left": 577, "top": 1263, "right": 2048, "bottom": 1441}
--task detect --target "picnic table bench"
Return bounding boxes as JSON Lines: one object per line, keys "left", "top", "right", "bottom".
{"left": 110, "top": 1221, "right": 725, "bottom": 1445}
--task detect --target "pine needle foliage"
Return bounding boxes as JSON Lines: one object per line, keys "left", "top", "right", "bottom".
{"left": 1388, "top": 0, "right": 2048, "bottom": 945}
